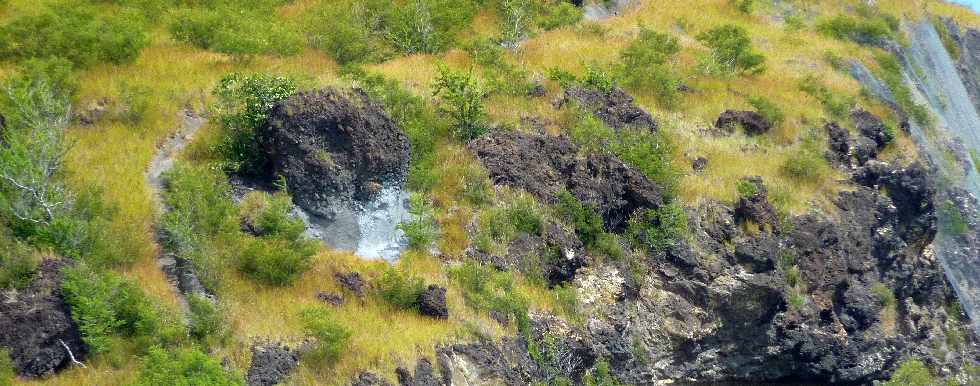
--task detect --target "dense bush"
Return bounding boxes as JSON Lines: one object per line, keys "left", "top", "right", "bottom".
{"left": 782, "top": 129, "right": 827, "bottom": 181}
{"left": 534, "top": 1, "right": 582, "bottom": 30}
{"left": 238, "top": 237, "right": 317, "bottom": 286}
{"left": 212, "top": 72, "right": 296, "bottom": 174}
{"left": 882, "top": 359, "right": 935, "bottom": 386}
{"left": 616, "top": 28, "right": 681, "bottom": 107}
{"left": 17, "top": 57, "right": 78, "bottom": 100}
{"left": 816, "top": 15, "right": 894, "bottom": 46}
{"left": 387, "top": 0, "right": 479, "bottom": 54}
{"left": 398, "top": 193, "right": 438, "bottom": 250}
{"left": 299, "top": 306, "right": 351, "bottom": 366}
{"left": 626, "top": 203, "right": 688, "bottom": 252}
{"left": 376, "top": 268, "right": 426, "bottom": 311}
{"left": 135, "top": 346, "right": 243, "bottom": 386}
{"left": 239, "top": 192, "right": 305, "bottom": 240}
{"left": 697, "top": 24, "right": 766, "bottom": 75}
{"left": 187, "top": 294, "right": 227, "bottom": 349}
{"left": 307, "top": 0, "right": 388, "bottom": 65}
{"left": 433, "top": 65, "right": 488, "bottom": 141}
{"left": 450, "top": 261, "right": 529, "bottom": 327}
{"left": 169, "top": 6, "right": 303, "bottom": 58}
{"left": 62, "top": 265, "right": 183, "bottom": 354}
{"left": 0, "top": 3, "right": 148, "bottom": 67}
{"left": 748, "top": 96, "right": 785, "bottom": 128}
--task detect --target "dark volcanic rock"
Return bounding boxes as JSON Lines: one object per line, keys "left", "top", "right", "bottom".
{"left": 470, "top": 130, "right": 663, "bottom": 231}
{"left": 335, "top": 271, "right": 365, "bottom": 297}
{"left": 852, "top": 135, "right": 880, "bottom": 166}
{"left": 559, "top": 86, "right": 657, "bottom": 132}
{"left": 854, "top": 161, "right": 937, "bottom": 247}
{"left": 0, "top": 259, "right": 86, "bottom": 378}
{"left": 825, "top": 122, "right": 852, "bottom": 166}
{"left": 734, "top": 176, "right": 780, "bottom": 233}
{"left": 396, "top": 358, "right": 442, "bottom": 386}
{"left": 246, "top": 342, "right": 299, "bottom": 386}
{"left": 418, "top": 285, "right": 448, "bottom": 319}
{"left": 691, "top": 156, "right": 708, "bottom": 172}
{"left": 259, "top": 88, "right": 410, "bottom": 219}
{"left": 715, "top": 110, "right": 772, "bottom": 136}
{"left": 852, "top": 109, "right": 892, "bottom": 149}
{"left": 316, "top": 291, "right": 345, "bottom": 306}
{"left": 503, "top": 223, "right": 587, "bottom": 286}
{"left": 351, "top": 372, "right": 392, "bottom": 386}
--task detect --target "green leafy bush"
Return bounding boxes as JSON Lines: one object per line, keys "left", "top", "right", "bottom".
{"left": 697, "top": 24, "right": 766, "bottom": 75}
{"left": 882, "top": 359, "right": 935, "bottom": 386}
{"left": 0, "top": 235, "right": 37, "bottom": 290}
{"left": 62, "top": 265, "right": 182, "bottom": 354}
{"left": 169, "top": 6, "right": 303, "bottom": 58}
{"left": 626, "top": 203, "right": 688, "bottom": 252}
{"left": 736, "top": 179, "right": 760, "bottom": 198}
{"left": 748, "top": 96, "right": 785, "bottom": 128}
{"left": 187, "top": 294, "right": 227, "bottom": 349}
{"left": 135, "top": 346, "right": 243, "bottom": 386}
{"left": 555, "top": 191, "right": 605, "bottom": 248}
{"left": 306, "top": 0, "right": 389, "bottom": 65}
{"left": 616, "top": 28, "right": 681, "bottom": 107}
{"left": 17, "top": 57, "right": 78, "bottom": 100}
{"left": 0, "top": 3, "right": 148, "bottom": 67}
{"left": 386, "top": 0, "right": 479, "bottom": 54}
{"left": 505, "top": 194, "right": 544, "bottom": 236}
{"left": 212, "top": 72, "right": 296, "bottom": 174}
{"left": 782, "top": 129, "right": 827, "bottom": 181}
{"left": 534, "top": 1, "right": 582, "bottom": 30}
{"left": 377, "top": 268, "right": 426, "bottom": 311}
{"left": 433, "top": 64, "right": 488, "bottom": 141}
{"left": 398, "top": 193, "right": 438, "bottom": 250}
{"left": 299, "top": 306, "right": 351, "bottom": 366}
{"left": 238, "top": 237, "right": 317, "bottom": 286}
{"left": 582, "top": 64, "right": 615, "bottom": 92}
{"left": 239, "top": 192, "right": 305, "bottom": 240}
{"left": 816, "top": 15, "right": 894, "bottom": 46}
{"left": 940, "top": 201, "right": 968, "bottom": 236}
{"left": 450, "top": 261, "right": 529, "bottom": 326}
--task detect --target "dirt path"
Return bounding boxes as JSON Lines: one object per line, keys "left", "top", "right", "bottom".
{"left": 146, "top": 110, "right": 207, "bottom": 312}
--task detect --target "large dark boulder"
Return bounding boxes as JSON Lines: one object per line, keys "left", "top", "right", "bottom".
{"left": 0, "top": 259, "right": 86, "bottom": 378}
{"left": 852, "top": 109, "right": 892, "bottom": 149}
{"left": 715, "top": 110, "right": 771, "bottom": 136}
{"left": 246, "top": 342, "right": 299, "bottom": 386}
{"left": 259, "top": 88, "right": 410, "bottom": 219}
{"left": 854, "top": 161, "right": 937, "bottom": 247}
{"left": 469, "top": 130, "right": 663, "bottom": 231}
{"left": 559, "top": 86, "right": 657, "bottom": 132}
{"left": 417, "top": 285, "right": 448, "bottom": 320}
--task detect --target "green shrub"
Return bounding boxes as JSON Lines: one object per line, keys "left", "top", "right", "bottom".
{"left": 0, "top": 348, "right": 11, "bottom": 386}
{"left": 238, "top": 237, "right": 317, "bottom": 286}
{"left": 748, "top": 96, "right": 785, "bottom": 128}
{"left": 535, "top": 1, "right": 582, "bottom": 30}
{"left": 798, "top": 75, "right": 854, "bottom": 119}
{"left": 212, "top": 72, "right": 296, "bottom": 174}
{"left": 307, "top": 0, "right": 389, "bottom": 65}
{"left": 736, "top": 179, "right": 760, "bottom": 198}
{"left": 697, "top": 24, "right": 766, "bottom": 75}
{"left": 464, "top": 39, "right": 536, "bottom": 96}
{"left": 816, "top": 15, "right": 894, "bottom": 46}
{"left": 626, "top": 203, "right": 688, "bottom": 252}
{"left": 299, "top": 306, "right": 351, "bottom": 366}
{"left": 933, "top": 16, "right": 960, "bottom": 60}
{"left": 782, "top": 129, "right": 827, "bottom": 181}
{"left": 582, "top": 64, "right": 615, "bottom": 92}
{"left": 17, "top": 57, "right": 78, "bottom": 100}
{"left": 398, "top": 193, "right": 438, "bottom": 250}
{"left": 555, "top": 191, "right": 605, "bottom": 248}
{"left": 450, "top": 261, "right": 529, "bottom": 325}
{"left": 583, "top": 359, "right": 622, "bottom": 386}
{"left": 617, "top": 28, "right": 681, "bottom": 107}
{"left": 169, "top": 6, "right": 303, "bottom": 58}
{"left": 187, "top": 294, "right": 227, "bottom": 349}
{"left": 116, "top": 81, "right": 152, "bottom": 125}
{"left": 62, "top": 265, "right": 182, "bottom": 355}
{"left": 971, "top": 150, "right": 980, "bottom": 176}
{"left": 505, "top": 194, "right": 544, "bottom": 236}
{"left": 386, "top": 0, "right": 479, "bottom": 54}
{"left": 0, "top": 235, "right": 37, "bottom": 290}
{"left": 0, "top": 3, "right": 148, "bottom": 67}
{"left": 135, "top": 346, "right": 243, "bottom": 386}
{"left": 433, "top": 64, "right": 488, "bottom": 141}
{"left": 240, "top": 192, "right": 305, "bottom": 240}
{"left": 883, "top": 359, "right": 935, "bottom": 386}
{"left": 377, "top": 268, "right": 426, "bottom": 311}
{"left": 871, "top": 282, "right": 897, "bottom": 308}
{"left": 732, "top": 0, "right": 754, "bottom": 14}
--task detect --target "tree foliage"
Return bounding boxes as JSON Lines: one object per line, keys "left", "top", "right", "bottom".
{"left": 433, "top": 65, "right": 488, "bottom": 141}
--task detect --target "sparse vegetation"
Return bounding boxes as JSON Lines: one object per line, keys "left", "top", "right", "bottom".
{"left": 626, "top": 203, "right": 688, "bottom": 252}
{"left": 377, "top": 268, "right": 427, "bottom": 311}
{"left": 748, "top": 96, "right": 785, "bottom": 129}
{"left": 170, "top": 4, "right": 303, "bottom": 59}
{"left": 399, "top": 193, "right": 439, "bottom": 250}
{"left": 782, "top": 129, "right": 828, "bottom": 182}
{"left": 817, "top": 14, "right": 896, "bottom": 46}
{"left": 875, "top": 52, "right": 934, "bottom": 127}
{"left": 299, "top": 306, "right": 352, "bottom": 367}
{"left": 450, "top": 260, "right": 529, "bottom": 328}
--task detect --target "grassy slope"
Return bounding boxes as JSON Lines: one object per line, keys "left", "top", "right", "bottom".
{"left": 8, "top": 0, "right": 980, "bottom": 384}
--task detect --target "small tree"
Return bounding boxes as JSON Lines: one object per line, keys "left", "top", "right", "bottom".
{"left": 617, "top": 28, "right": 681, "bottom": 107}
{"left": 0, "top": 79, "right": 72, "bottom": 227}
{"left": 212, "top": 73, "right": 296, "bottom": 174}
{"left": 432, "top": 64, "right": 487, "bottom": 141}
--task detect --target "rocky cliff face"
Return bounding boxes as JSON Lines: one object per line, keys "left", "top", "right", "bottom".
{"left": 944, "top": 18, "right": 980, "bottom": 114}
{"left": 358, "top": 108, "right": 979, "bottom": 385}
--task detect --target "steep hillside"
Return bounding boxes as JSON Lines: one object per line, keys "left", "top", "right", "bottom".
{"left": 0, "top": 0, "right": 979, "bottom": 385}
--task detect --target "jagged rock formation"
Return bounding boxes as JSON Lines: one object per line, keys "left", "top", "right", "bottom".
{"left": 0, "top": 259, "right": 86, "bottom": 377}
{"left": 715, "top": 110, "right": 772, "bottom": 136}
{"left": 469, "top": 130, "right": 664, "bottom": 231}
{"left": 943, "top": 18, "right": 980, "bottom": 113}
{"left": 246, "top": 342, "right": 300, "bottom": 386}
{"left": 418, "top": 285, "right": 448, "bottom": 320}
{"left": 259, "top": 88, "right": 411, "bottom": 220}
{"left": 558, "top": 86, "right": 657, "bottom": 132}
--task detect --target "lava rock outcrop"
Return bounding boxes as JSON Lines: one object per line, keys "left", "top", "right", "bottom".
{"left": 715, "top": 110, "right": 772, "bottom": 136}
{"left": 259, "top": 88, "right": 410, "bottom": 219}
{"left": 559, "top": 86, "right": 657, "bottom": 132}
